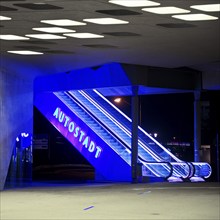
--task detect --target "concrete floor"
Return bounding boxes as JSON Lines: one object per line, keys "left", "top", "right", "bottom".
{"left": 1, "top": 182, "right": 219, "bottom": 220}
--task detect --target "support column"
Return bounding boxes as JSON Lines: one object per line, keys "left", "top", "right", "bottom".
{"left": 131, "top": 86, "right": 139, "bottom": 183}
{"left": 194, "top": 91, "right": 201, "bottom": 162}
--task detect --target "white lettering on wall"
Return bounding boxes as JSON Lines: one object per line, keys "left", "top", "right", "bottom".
{"left": 53, "top": 107, "right": 102, "bottom": 159}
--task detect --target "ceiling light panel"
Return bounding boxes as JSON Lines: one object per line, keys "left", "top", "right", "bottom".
{"left": 26, "top": 34, "right": 66, "bottom": 40}
{"left": 64, "top": 33, "right": 104, "bottom": 39}
{"left": 83, "top": 18, "right": 129, "bottom": 25}
{"left": 41, "top": 19, "right": 86, "bottom": 26}
{"left": 109, "top": 0, "right": 160, "bottom": 7}
{"left": 172, "top": 14, "right": 218, "bottom": 21}
{"left": 0, "top": 35, "right": 29, "bottom": 40}
{"left": 7, "top": 50, "right": 43, "bottom": 55}
{"left": 0, "top": 15, "right": 11, "bottom": 20}
{"left": 32, "top": 27, "right": 76, "bottom": 33}
{"left": 190, "top": 4, "right": 220, "bottom": 12}
{"left": 142, "top": 7, "right": 190, "bottom": 14}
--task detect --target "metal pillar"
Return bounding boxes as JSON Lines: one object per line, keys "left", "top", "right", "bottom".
{"left": 194, "top": 91, "right": 201, "bottom": 162}
{"left": 131, "top": 86, "right": 139, "bottom": 183}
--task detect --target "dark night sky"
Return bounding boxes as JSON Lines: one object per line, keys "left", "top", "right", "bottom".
{"left": 110, "top": 92, "right": 195, "bottom": 143}
{"left": 141, "top": 93, "right": 194, "bottom": 142}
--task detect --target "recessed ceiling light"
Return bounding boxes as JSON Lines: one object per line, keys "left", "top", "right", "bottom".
{"left": 142, "top": 6, "right": 190, "bottom": 14}
{"left": 190, "top": 4, "right": 220, "bottom": 12}
{"left": 0, "top": 34, "right": 29, "bottom": 40}
{"left": 7, "top": 50, "right": 43, "bottom": 55}
{"left": 109, "top": 0, "right": 160, "bottom": 7}
{"left": 0, "top": 15, "right": 12, "bottom": 20}
{"left": 25, "top": 34, "right": 66, "bottom": 39}
{"left": 64, "top": 33, "right": 104, "bottom": 39}
{"left": 32, "top": 27, "right": 76, "bottom": 33}
{"left": 83, "top": 18, "right": 129, "bottom": 25}
{"left": 172, "top": 14, "right": 218, "bottom": 21}
{"left": 41, "top": 19, "right": 86, "bottom": 26}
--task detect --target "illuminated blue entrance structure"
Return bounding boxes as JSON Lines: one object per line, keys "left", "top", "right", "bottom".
{"left": 34, "top": 63, "right": 212, "bottom": 182}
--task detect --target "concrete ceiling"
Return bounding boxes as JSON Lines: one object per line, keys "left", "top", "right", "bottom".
{"left": 0, "top": 0, "right": 220, "bottom": 82}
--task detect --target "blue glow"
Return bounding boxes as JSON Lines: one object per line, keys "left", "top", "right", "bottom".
{"left": 34, "top": 62, "right": 132, "bottom": 94}
{"left": 52, "top": 107, "right": 103, "bottom": 159}
{"left": 34, "top": 89, "right": 212, "bottom": 181}
{"left": 34, "top": 91, "right": 132, "bottom": 181}
{"left": 21, "top": 133, "right": 29, "bottom": 137}
{"left": 33, "top": 62, "right": 212, "bottom": 182}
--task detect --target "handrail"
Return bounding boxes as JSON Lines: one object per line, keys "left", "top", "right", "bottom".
{"left": 138, "top": 157, "right": 173, "bottom": 179}
{"left": 187, "top": 162, "right": 195, "bottom": 178}
{"left": 65, "top": 91, "right": 132, "bottom": 152}
{"left": 62, "top": 91, "right": 174, "bottom": 177}
{"left": 93, "top": 89, "right": 182, "bottom": 162}
{"left": 57, "top": 90, "right": 197, "bottom": 180}
{"left": 79, "top": 89, "right": 194, "bottom": 178}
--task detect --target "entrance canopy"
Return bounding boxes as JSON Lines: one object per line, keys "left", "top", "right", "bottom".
{"left": 34, "top": 63, "right": 201, "bottom": 95}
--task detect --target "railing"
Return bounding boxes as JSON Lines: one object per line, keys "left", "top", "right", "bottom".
{"left": 65, "top": 90, "right": 192, "bottom": 179}
{"left": 57, "top": 91, "right": 171, "bottom": 178}
{"left": 86, "top": 89, "right": 212, "bottom": 179}
{"left": 192, "top": 162, "right": 212, "bottom": 178}
{"left": 55, "top": 90, "right": 212, "bottom": 180}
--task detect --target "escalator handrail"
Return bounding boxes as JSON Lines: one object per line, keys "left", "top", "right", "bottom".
{"left": 76, "top": 90, "right": 164, "bottom": 162}
{"left": 67, "top": 91, "right": 192, "bottom": 179}
{"left": 58, "top": 91, "right": 174, "bottom": 178}
{"left": 58, "top": 91, "right": 193, "bottom": 179}
{"left": 138, "top": 157, "right": 173, "bottom": 179}
{"left": 92, "top": 89, "right": 183, "bottom": 162}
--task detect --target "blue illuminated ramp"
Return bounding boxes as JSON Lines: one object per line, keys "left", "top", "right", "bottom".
{"left": 34, "top": 90, "right": 212, "bottom": 182}
{"left": 35, "top": 92, "right": 132, "bottom": 181}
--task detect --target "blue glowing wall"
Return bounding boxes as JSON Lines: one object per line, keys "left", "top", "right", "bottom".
{"left": 35, "top": 92, "right": 131, "bottom": 182}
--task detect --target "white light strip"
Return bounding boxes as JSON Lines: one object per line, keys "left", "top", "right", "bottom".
{"left": 93, "top": 89, "right": 182, "bottom": 162}
{"left": 0, "top": 15, "right": 11, "bottom": 21}
{"left": 7, "top": 50, "right": 43, "bottom": 55}
{"left": 190, "top": 4, "right": 220, "bottom": 12}
{"left": 32, "top": 27, "right": 76, "bottom": 33}
{"left": 91, "top": 90, "right": 186, "bottom": 177}
{"left": 142, "top": 6, "right": 190, "bottom": 14}
{"left": 192, "top": 162, "right": 212, "bottom": 178}
{"left": 25, "top": 34, "right": 66, "bottom": 39}
{"left": 41, "top": 19, "right": 87, "bottom": 26}
{"left": 78, "top": 90, "right": 162, "bottom": 176}
{"left": 92, "top": 90, "right": 164, "bottom": 161}
{"left": 55, "top": 91, "right": 159, "bottom": 177}
{"left": 172, "top": 13, "right": 218, "bottom": 21}
{"left": 64, "top": 33, "right": 104, "bottom": 39}
{"left": 66, "top": 90, "right": 186, "bottom": 178}
{"left": 83, "top": 18, "right": 129, "bottom": 25}
{"left": 109, "top": 0, "right": 160, "bottom": 7}
{"left": 0, "top": 34, "right": 29, "bottom": 40}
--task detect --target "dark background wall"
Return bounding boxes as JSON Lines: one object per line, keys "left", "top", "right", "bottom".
{"left": 33, "top": 107, "right": 94, "bottom": 181}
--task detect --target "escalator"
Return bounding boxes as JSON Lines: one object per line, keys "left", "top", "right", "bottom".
{"left": 34, "top": 89, "right": 212, "bottom": 182}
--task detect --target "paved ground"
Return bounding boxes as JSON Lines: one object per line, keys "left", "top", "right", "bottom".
{"left": 0, "top": 181, "right": 219, "bottom": 220}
